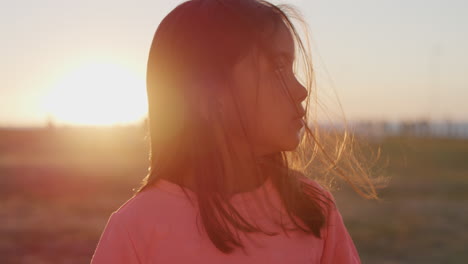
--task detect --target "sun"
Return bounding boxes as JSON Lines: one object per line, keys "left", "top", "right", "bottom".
{"left": 42, "top": 62, "right": 147, "bottom": 126}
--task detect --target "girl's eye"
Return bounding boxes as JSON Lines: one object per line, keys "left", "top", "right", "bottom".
{"left": 275, "top": 63, "right": 293, "bottom": 78}
{"left": 275, "top": 66, "right": 285, "bottom": 74}
{"left": 276, "top": 57, "right": 286, "bottom": 68}
{"left": 277, "top": 62, "right": 286, "bottom": 71}
{"left": 274, "top": 57, "right": 288, "bottom": 73}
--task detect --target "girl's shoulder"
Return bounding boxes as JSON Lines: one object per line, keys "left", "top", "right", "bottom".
{"left": 109, "top": 182, "right": 196, "bottom": 227}
{"left": 93, "top": 186, "right": 187, "bottom": 263}
{"left": 292, "top": 170, "right": 336, "bottom": 207}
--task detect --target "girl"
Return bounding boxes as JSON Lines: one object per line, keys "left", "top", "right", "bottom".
{"left": 91, "top": 0, "right": 381, "bottom": 263}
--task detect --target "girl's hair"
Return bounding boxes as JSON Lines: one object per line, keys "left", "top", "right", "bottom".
{"left": 132, "top": 0, "right": 385, "bottom": 254}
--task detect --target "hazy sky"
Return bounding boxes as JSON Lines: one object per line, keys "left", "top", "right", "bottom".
{"left": 1, "top": 0, "right": 467, "bottom": 127}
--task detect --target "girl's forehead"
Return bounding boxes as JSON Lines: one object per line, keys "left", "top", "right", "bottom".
{"left": 231, "top": 24, "right": 295, "bottom": 73}
{"left": 271, "top": 24, "right": 295, "bottom": 61}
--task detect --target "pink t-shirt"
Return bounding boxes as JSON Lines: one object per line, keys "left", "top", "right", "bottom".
{"left": 90, "top": 177, "right": 361, "bottom": 263}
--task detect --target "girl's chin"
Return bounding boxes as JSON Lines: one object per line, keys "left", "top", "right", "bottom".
{"left": 259, "top": 125, "right": 305, "bottom": 153}
{"left": 280, "top": 128, "right": 303, "bottom": 151}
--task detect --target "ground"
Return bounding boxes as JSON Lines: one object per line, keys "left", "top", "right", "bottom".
{"left": 0, "top": 127, "right": 467, "bottom": 263}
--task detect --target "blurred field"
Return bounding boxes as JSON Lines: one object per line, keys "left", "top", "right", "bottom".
{"left": 337, "top": 136, "right": 468, "bottom": 264}
{"left": 0, "top": 126, "right": 467, "bottom": 263}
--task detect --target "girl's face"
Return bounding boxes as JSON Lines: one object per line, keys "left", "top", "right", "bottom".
{"left": 221, "top": 23, "right": 308, "bottom": 155}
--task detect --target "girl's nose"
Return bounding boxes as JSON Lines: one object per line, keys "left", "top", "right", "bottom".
{"left": 294, "top": 84, "right": 308, "bottom": 104}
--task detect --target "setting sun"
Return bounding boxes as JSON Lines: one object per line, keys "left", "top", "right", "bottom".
{"left": 42, "top": 62, "right": 147, "bottom": 126}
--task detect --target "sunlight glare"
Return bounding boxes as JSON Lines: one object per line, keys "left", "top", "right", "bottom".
{"left": 43, "top": 62, "right": 147, "bottom": 126}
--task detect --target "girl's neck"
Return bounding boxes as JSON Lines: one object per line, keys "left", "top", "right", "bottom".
{"left": 161, "top": 162, "right": 270, "bottom": 198}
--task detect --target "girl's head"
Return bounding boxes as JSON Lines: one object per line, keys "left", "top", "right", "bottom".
{"left": 146, "top": 0, "right": 309, "bottom": 158}
{"left": 136, "top": 0, "right": 382, "bottom": 254}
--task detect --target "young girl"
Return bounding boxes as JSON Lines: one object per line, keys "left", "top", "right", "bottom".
{"left": 91, "top": 0, "right": 380, "bottom": 263}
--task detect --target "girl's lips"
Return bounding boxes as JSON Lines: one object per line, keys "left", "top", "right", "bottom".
{"left": 293, "top": 118, "right": 304, "bottom": 128}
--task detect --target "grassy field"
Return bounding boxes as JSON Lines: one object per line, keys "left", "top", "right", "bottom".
{"left": 0, "top": 126, "right": 467, "bottom": 263}
{"left": 337, "top": 136, "right": 468, "bottom": 264}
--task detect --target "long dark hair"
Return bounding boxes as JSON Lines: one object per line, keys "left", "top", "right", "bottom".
{"left": 133, "top": 0, "right": 384, "bottom": 254}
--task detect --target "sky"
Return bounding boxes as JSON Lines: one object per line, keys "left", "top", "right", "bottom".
{"left": 1, "top": 0, "right": 467, "bottom": 127}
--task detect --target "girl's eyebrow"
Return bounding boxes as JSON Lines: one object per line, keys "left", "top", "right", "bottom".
{"left": 276, "top": 51, "right": 294, "bottom": 63}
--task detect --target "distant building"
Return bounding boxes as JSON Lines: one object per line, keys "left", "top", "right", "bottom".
{"left": 347, "top": 119, "right": 468, "bottom": 140}
{"left": 46, "top": 115, "right": 55, "bottom": 130}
